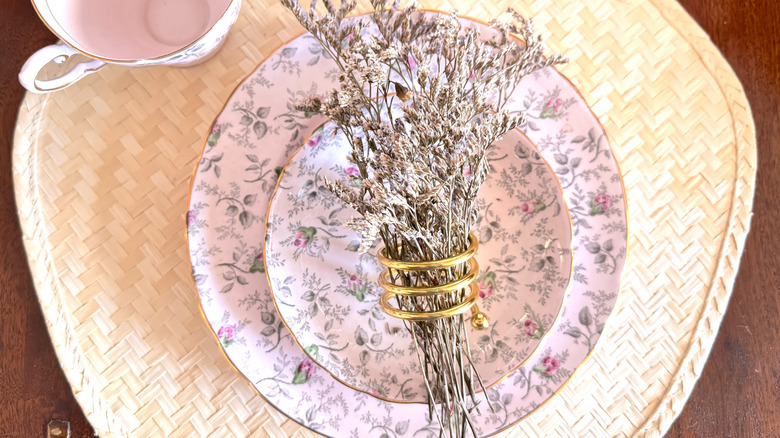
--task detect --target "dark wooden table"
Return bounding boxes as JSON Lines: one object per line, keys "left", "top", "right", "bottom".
{"left": 1, "top": 0, "right": 777, "bottom": 436}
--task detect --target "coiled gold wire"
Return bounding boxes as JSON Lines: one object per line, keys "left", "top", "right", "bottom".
{"left": 377, "top": 233, "right": 480, "bottom": 321}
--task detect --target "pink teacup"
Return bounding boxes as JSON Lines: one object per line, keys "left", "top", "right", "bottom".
{"left": 20, "top": 0, "right": 242, "bottom": 93}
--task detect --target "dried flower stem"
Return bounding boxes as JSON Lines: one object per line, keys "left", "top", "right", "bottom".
{"left": 281, "top": 0, "right": 565, "bottom": 435}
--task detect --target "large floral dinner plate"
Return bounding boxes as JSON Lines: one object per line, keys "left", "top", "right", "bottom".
{"left": 265, "top": 120, "right": 573, "bottom": 403}
{"left": 187, "top": 12, "right": 627, "bottom": 437}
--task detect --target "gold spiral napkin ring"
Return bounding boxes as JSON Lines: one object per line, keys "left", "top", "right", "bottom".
{"left": 377, "top": 233, "right": 481, "bottom": 322}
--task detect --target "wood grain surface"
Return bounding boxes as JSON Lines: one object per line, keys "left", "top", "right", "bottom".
{"left": 0, "top": 0, "right": 776, "bottom": 437}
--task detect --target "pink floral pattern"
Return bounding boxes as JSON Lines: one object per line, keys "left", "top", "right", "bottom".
{"left": 293, "top": 231, "right": 307, "bottom": 247}
{"left": 479, "top": 281, "right": 493, "bottom": 298}
{"left": 207, "top": 123, "right": 222, "bottom": 147}
{"left": 293, "top": 226, "right": 316, "bottom": 247}
{"left": 250, "top": 251, "right": 265, "bottom": 273}
{"left": 521, "top": 199, "right": 547, "bottom": 215}
{"left": 217, "top": 325, "right": 235, "bottom": 347}
{"left": 370, "top": 387, "right": 388, "bottom": 397}
{"left": 476, "top": 271, "right": 497, "bottom": 299}
{"left": 523, "top": 319, "right": 544, "bottom": 339}
{"left": 589, "top": 193, "right": 612, "bottom": 215}
{"left": 306, "top": 127, "right": 323, "bottom": 147}
{"left": 347, "top": 274, "right": 360, "bottom": 290}
{"left": 540, "top": 98, "right": 564, "bottom": 118}
{"left": 540, "top": 356, "right": 560, "bottom": 376}
{"left": 345, "top": 166, "right": 362, "bottom": 187}
{"left": 293, "top": 359, "right": 316, "bottom": 384}
{"left": 347, "top": 274, "right": 367, "bottom": 301}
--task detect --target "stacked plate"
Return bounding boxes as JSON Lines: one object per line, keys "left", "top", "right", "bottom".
{"left": 187, "top": 13, "right": 627, "bottom": 437}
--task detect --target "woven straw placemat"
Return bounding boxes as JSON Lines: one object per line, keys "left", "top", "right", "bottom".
{"left": 12, "top": 0, "right": 755, "bottom": 436}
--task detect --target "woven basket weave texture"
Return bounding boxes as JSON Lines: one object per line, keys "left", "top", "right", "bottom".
{"left": 12, "top": 0, "right": 756, "bottom": 436}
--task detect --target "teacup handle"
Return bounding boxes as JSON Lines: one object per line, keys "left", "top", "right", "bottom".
{"left": 19, "top": 43, "right": 106, "bottom": 93}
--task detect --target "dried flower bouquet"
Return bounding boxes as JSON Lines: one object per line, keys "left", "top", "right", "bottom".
{"left": 281, "top": 0, "right": 566, "bottom": 435}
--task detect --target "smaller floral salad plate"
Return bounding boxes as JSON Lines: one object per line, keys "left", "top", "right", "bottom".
{"left": 264, "top": 120, "right": 573, "bottom": 403}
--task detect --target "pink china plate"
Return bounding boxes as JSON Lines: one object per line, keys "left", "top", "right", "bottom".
{"left": 187, "top": 12, "right": 627, "bottom": 437}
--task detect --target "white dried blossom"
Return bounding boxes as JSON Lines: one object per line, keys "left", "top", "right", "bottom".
{"left": 281, "top": 0, "right": 566, "bottom": 435}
